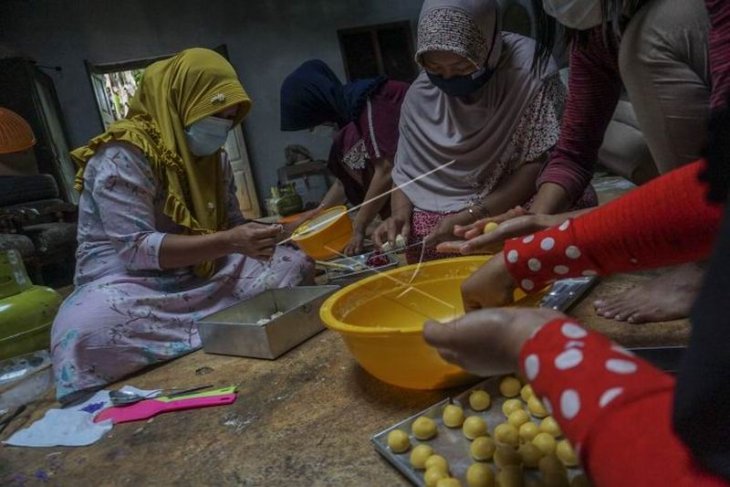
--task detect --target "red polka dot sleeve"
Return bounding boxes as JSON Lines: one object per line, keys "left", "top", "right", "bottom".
{"left": 520, "top": 318, "right": 727, "bottom": 486}
{"left": 504, "top": 160, "right": 725, "bottom": 292}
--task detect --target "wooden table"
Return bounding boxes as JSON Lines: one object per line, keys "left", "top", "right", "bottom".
{"left": 0, "top": 273, "right": 688, "bottom": 487}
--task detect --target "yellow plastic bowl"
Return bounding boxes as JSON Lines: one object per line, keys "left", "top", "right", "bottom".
{"left": 320, "top": 256, "right": 547, "bottom": 390}
{"left": 291, "top": 205, "right": 353, "bottom": 260}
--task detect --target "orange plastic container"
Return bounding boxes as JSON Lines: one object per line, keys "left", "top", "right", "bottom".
{"left": 291, "top": 205, "right": 353, "bottom": 260}
{"left": 319, "top": 256, "right": 547, "bottom": 390}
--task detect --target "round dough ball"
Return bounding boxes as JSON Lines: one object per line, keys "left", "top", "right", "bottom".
{"left": 543, "top": 471, "right": 570, "bottom": 487}
{"left": 466, "top": 463, "right": 494, "bottom": 487}
{"left": 443, "top": 404, "right": 465, "bottom": 428}
{"left": 570, "top": 474, "right": 591, "bottom": 487}
{"left": 483, "top": 221, "right": 499, "bottom": 234}
{"left": 463, "top": 416, "right": 489, "bottom": 440}
{"left": 425, "top": 454, "right": 449, "bottom": 473}
{"left": 556, "top": 439, "right": 578, "bottom": 467}
{"left": 436, "top": 478, "right": 462, "bottom": 487}
{"left": 500, "top": 376, "right": 522, "bottom": 398}
{"left": 496, "top": 465, "right": 523, "bottom": 487}
{"left": 469, "top": 390, "right": 492, "bottom": 411}
{"left": 518, "top": 422, "right": 540, "bottom": 442}
{"left": 494, "top": 445, "right": 523, "bottom": 468}
{"left": 508, "top": 409, "right": 530, "bottom": 429}
{"left": 532, "top": 432, "right": 557, "bottom": 456}
{"left": 528, "top": 395, "right": 549, "bottom": 418}
{"left": 387, "top": 429, "right": 410, "bottom": 453}
{"left": 502, "top": 399, "right": 524, "bottom": 416}
{"left": 425, "top": 467, "right": 449, "bottom": 487}
{"left": 410, "top": 444, "right": 434, "bottom": 469}
{"left": 520, "top": 384, "right": 534, "bottom": 402}
{"left": 471, "top": 436, "right": 497, "bottom": 461}
{"left": 494, "top": 423, "right": 520, "bottom": 447}
{"left": 413, "top": 416, "right": 438, "bottom": 440}
{"left": 538, "top": 455, "right": 566, "bottom": 476}
{"left": 539, "top": 417, "right": 562, "bottom": 438}
{"left": 518, "top": 442, "right": 544, "bottom": 468}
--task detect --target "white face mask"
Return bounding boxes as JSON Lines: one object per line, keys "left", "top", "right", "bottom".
{"left": 184, "top": 116, "right": 233, "bottom": 156}
{"left": 309, "top": 124, "right": 337, "bottom": 139}
{"left": 542, "top": 0, "right": 603, "bottom": 30}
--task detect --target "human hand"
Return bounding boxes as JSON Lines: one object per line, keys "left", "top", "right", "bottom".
{"left": 343, "top": 229, "right": 365, "bottom": 256}
{"left": 439, "top": 211, "right": 573, "bottom": 256}
{"left": 224, "top": 222, "right": 282, "bottom": 259}
{"left": 373, "top": 213, "right": 411, "bottom": 249}
{"left": 423, "top": 307, "right": 567, "bottom": 377}
{"left": 436, "top": 206, "right": 530, "bottom": 254}
{"left": 423, "top": 211, "right": 474, "bottom": 247}
{"left": 455, "top": 206, "right": 530, "bottom": 239}
{"left": 461, "top": 253, "right": 517, "bottom": 312}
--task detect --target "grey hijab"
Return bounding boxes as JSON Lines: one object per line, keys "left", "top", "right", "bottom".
{"left": 392, "top": 0, "right": 558, "bottom": 212}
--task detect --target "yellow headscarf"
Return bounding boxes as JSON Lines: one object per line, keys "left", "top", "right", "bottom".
{"left": 71, "top": 48, "right": 251, "bottom": 277}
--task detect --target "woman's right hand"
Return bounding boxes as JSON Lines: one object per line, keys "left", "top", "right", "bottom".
{"left": 373, "top": 213, "right": 411, "bottom": 249}
{"left": 223, "top": 222, "right": 282, "bottom": 259}
{"left": 424, "top": 307, "right": 566, "bottom": 377}
{"left": 439, "top": 210, "right": 577, "bottom": 255}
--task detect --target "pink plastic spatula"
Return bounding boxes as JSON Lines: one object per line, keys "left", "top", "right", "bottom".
{"left": 95, "top": 387, "right": 237, "bottom": 424}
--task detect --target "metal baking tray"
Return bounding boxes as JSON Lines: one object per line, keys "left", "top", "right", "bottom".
{"left": 540, "top": 277, "right": 598, "bottom": 312}
{"left": 197, "top": 286, "right": 339, "bottom": 359}
{"left": 323, "top": 251, "right": 399, "bottom": 286}
{"left": 372, "top": 376, "right": 583, "bottom": 486}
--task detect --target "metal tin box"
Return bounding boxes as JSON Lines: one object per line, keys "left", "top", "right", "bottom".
{"left": 197, "top": 286, "right": 339, "bottom": 359}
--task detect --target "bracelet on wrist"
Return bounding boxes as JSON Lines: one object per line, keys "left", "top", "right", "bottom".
{"left": 467, "top": 202, "right": 491, "bottom": 221}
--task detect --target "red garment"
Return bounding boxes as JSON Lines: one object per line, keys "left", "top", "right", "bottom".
{"left": 537, "top": 27, "right": 621, "bottom": 203}
{"left": 505, "top": 160, "right": 725, "bottom": 292}
{"left": 519, "top": 318, "right": 727, "bottom": 486}
{"left": 539, "top": 0, "right": 730, "bottom": 202}
{"left": 706, "top": 0, "right": 730, "bottom": 111}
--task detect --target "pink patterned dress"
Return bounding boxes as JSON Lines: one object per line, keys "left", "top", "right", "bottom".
{"left": 51, "top": 143, "right": 312, "bottom": 400}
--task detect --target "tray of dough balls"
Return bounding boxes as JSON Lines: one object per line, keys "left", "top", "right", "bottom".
{"left": 372, "top": 375, "right": 591, "bottom": 487}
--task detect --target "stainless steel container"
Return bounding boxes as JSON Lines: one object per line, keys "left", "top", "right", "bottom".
{"left": 197, "top": 286, "right": 339, "bottom": 359}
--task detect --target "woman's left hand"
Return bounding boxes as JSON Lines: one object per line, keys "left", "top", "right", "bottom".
{"left": 423, "top": 211, "right": 474, "bottom": 247}
{"left": 423, "top": 307, "right": 567, "bottom": 377}
{"left": 461, "top": 252, "right": 517, "bottom": 312}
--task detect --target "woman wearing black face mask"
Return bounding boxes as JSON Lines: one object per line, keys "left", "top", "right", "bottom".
{"left": 373, "top": 0, "right": 596, "bottom": 263}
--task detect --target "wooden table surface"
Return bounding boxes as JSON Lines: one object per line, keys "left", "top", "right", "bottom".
{"left": 1, "top": 273, "right": 688, "bottom": 487}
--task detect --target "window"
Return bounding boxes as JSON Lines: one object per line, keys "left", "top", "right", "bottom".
{"left": 338, "top": 21, "right": 417, "bottom": 83}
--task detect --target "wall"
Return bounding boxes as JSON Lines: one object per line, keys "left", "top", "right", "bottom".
{"left": 0, "top": 0, "right": 423, "bottom": 206}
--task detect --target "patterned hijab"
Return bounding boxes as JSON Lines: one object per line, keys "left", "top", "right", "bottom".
{"left": 392, "top": 0, "right": 557, "bottom": 212}
{"left": 71, "top": 48, "right": 250, "bottom": 277}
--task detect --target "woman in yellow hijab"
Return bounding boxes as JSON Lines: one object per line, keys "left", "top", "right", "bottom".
{"left": 52, "top": 48, "right": 313, "bottom": 403}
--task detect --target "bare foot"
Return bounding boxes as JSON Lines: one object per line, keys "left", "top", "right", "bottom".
{"left": 593, "top": 263, "right": 705, "bottom": 324}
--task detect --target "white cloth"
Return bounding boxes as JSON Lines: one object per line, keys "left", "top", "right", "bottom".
{"left": 3, "top": 386, "right": 155, "bottom": 447}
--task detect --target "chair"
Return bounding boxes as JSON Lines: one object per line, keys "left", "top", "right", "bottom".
{"left": 0, "top": 174, "right": 77, "bottom": 286}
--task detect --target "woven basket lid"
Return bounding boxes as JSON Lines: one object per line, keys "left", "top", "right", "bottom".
{"left": 0, "top": 107, "right": 35, "bottom": 155}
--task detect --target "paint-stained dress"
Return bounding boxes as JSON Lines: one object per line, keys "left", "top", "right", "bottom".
{"left": 52, "top": 142, "right": 312, "bottom": 400}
